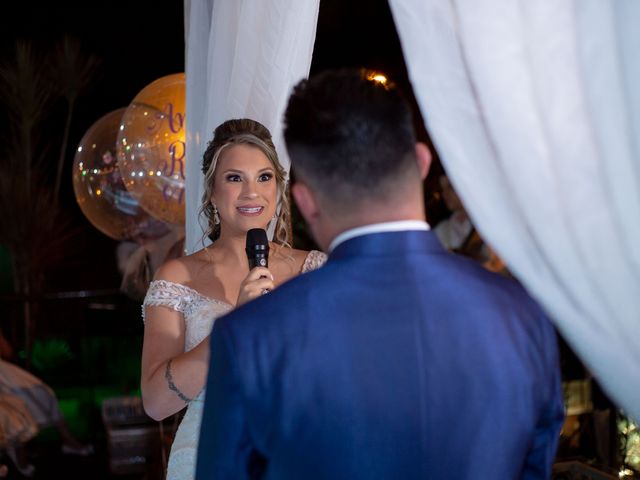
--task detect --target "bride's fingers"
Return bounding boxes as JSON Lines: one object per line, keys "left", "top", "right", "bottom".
{"left": 247, "top": 277, "right": 275, "bottom": 295}
{"left": 236, "top": 277, "right": 276, "bottom": 306}
{"left": 239, "top": 268, "right": 273, "bottom": 292}
{"left": 246, "top": 267, "right": 273, "bottom": 281}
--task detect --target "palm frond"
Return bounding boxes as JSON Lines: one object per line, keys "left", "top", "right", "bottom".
{"left": 48, "top": 35, "right": 101, "bottom": 103}
{"left": 48, "top": 35, "right": 101, "bottom": 198}
{"left": 0, "top": 42, "right": 52, "bottom": 131}
{"left": 0, "top": 38, "right": 98, "bottom": 296}
{"left": 0, "top": 163, "right": 74, "bottom": 293}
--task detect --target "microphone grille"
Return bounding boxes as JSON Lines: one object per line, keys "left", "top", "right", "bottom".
{"left": 246, "top": 228, "right": 268, "bottom": 248}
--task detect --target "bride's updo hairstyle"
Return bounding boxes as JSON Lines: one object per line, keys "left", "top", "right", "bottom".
{"left": 199, "top": 118, "right": 291, "bottom": 245}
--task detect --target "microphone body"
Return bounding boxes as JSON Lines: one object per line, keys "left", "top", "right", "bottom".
{"left": 245, "top": 228, "right": 269, "bottom": 270}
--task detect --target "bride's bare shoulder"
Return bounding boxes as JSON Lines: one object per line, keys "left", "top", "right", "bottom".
{"left": 153, "top": 248, "right": 211, "bottom": 284}
{"left": 292, "top": 247, "right": 313, "bottom": 264}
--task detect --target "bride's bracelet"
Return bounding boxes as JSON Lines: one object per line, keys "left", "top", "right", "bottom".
{"left": 165, "top": 359, "right": 193, "bottom": 403}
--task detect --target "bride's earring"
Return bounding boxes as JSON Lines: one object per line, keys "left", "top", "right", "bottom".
{"left": 212, "top": 203, "right": 220, "bottom": 225}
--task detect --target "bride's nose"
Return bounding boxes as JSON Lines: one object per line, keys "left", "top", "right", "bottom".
{"left": 241, "top": 181, "right": 259, "bottom": 199}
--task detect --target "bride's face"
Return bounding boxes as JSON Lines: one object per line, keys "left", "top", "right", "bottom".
{"left": 212, "top": 144, "right": 278, "bottom": 236}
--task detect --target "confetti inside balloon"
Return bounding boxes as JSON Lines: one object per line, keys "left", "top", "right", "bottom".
{"left": 116, "top": 73, "right": 186, "bottom": 225}
{"left": 72, "top": 108, "right": 171, "bottom": 242}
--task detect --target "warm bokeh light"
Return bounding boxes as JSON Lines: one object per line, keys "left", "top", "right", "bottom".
{"left": 116, "top": 73, "right": 186, "bottom": 226}
{"left": 366, "top": 71, "right": 388, "bottom": 85}
{"left": 72, "top": 108, "right": 171, "bottom": 242}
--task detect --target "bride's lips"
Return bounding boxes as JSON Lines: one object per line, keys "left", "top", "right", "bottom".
{"left": 237, "top": 206, "right": 265, "bottom": 216}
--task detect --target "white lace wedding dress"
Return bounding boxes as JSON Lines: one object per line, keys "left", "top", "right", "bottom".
{"left": 142, "top": 250, "right": 327, "bottom": 480}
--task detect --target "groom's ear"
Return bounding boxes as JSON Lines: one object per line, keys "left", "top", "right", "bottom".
{"left": 415, "top": 142, "right": 432, "bottom": 180}
{"left": 291, "top": 181, "right": 320, "bottom": 225}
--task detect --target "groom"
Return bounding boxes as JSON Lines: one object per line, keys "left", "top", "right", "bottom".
{"left": 196, "top": 69, "right": 564, "bottom": 479}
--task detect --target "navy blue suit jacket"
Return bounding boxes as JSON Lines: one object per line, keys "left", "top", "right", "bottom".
{"left": 196, "top": 230, "right": 564, "bottom": 480}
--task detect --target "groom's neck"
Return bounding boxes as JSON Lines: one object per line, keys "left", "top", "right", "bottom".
{"left": 316, "top": 196, "right": 426, "bottom": 252}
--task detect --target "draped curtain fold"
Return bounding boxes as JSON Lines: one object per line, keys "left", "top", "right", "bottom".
{"left": 184, "top": 0, "right": 320, "bottom": 254}
{"left": 388, "top": 0, "right": 640, "bottom": 421}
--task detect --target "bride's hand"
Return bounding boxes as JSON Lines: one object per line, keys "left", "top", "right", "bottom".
{"left": 236, "top": 267, "right": 275, "bottom": 306}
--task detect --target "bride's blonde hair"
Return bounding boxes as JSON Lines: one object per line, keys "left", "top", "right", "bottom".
{"left": 199, "top": 118, "right": 291, "bottom": 246}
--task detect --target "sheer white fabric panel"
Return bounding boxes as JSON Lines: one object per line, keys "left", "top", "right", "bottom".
{"left": 389, "top": 0, "right": 640, "bottom": 421}
{"left": 184, "top": 0, "right": 320, "bottom": 253}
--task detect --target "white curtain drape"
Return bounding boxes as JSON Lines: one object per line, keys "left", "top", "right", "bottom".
{"left": 388, "top": 0, "right": 640, "bottom": 421}
{"left": 183, "top": 0, "right": 320, "bottom": 254}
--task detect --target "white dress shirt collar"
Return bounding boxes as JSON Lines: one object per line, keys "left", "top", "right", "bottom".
{"left": 328, "top": 220, "right": 430, "bottom": 253}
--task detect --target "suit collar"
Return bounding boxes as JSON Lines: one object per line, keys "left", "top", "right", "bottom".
{"left": 328, "top": 229, "right": 445, "bottom": 261}
{"left": 329, "top": 220, "right": 430, "bottom": 252}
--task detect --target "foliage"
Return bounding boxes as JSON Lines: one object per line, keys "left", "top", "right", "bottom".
{"left": 0, "top": 38, "right": 99, "bottom": 296}
{"left": 30, "top": 337, "right": 75, "bottom": 372}
{"left": 619, "top": 415, "right": 640, "bottom": 475}
{"left": 48, "top": 36, "right": 100, "bottom": 199}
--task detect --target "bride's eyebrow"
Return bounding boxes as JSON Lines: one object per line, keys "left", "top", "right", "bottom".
{"left": 221, "top": 167, "right": 274, "bottom": 175}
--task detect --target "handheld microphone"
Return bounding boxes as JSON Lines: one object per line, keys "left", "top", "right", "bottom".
{"left": 245, "top": 228, "right": 269, "bottom": 270}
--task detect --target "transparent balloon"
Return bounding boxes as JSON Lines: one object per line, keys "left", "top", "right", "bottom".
{"left": 72, "top": 108, "right": 172, "bottom": 242}
{"left": 116, "top": 73, "right": 186, "bottom": 225}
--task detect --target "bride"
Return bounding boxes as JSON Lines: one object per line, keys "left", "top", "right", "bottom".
{"left": 140, "top": 118, "right": 326, "bottom": 480}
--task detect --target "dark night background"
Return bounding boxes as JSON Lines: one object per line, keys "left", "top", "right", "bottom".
{"left": 0, "top": 0, "right": 444, "bottom": 294}
{"left": 1, "top": 2, "right": 188, "bottom": 293}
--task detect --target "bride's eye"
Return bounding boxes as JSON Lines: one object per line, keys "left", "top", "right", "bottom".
{"left": 258, "top": 173, "right": 273, "bottom": 182}
{"left": 226, "top": 174, "right": 241, "bottom": 182}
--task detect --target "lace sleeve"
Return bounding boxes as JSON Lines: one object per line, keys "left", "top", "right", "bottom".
{"left": 301, "top": 250, "right": 328, "bottom": 273}
{"left": 142, "top": 280, "right": 196, "bottom": 322}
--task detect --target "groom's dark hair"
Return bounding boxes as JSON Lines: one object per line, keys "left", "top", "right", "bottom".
{"left": 283, "top": 68, "right": 418, "bottom": 206}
